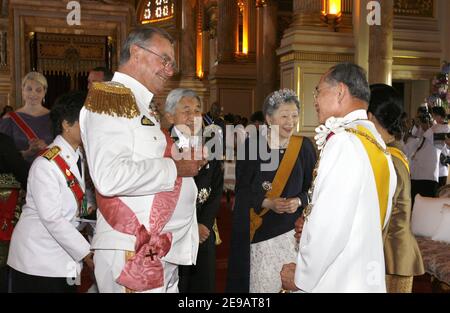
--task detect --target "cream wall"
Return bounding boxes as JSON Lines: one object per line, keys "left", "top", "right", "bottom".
{"left": 401, "top": 80, "right": 431, "bottom": 118}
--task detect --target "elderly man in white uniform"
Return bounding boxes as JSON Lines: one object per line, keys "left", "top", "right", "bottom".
{"left": 79, "top": 27, "right": 204, "bottom": 293}
{"left": 280, "top": 63, "right": 397, "bottom": 293}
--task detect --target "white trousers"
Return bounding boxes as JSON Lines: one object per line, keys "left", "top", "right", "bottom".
{"left": 94, "top": 249, "right": 179, "bottom": 293}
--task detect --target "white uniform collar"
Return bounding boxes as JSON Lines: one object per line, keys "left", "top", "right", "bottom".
{"left": 53, "top": 135, "right": 81, "bottom": 162}
{"left": 112, "top": 72, "right": 154, "bottom": 115}
{"left": 342, "top": 109, "right": 368, "bottom": 123}
{"left": 315, "top": 109, "right": 369, "bottom": 151}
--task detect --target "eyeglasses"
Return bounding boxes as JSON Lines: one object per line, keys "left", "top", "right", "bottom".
{"left": 136, "top": 45, "right": 178, "bottom": 72}
{"left": 313, "top": 85, "right": 333, "bottom": 100}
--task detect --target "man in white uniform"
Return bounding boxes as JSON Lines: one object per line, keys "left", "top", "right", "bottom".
{"left": 280, "top": 63, "right": 397, "bottom": 292}
{"left": 409, "top": 106, "right": 449, "bottom": 200}
{"left": 79, "top": 27, "right": 203, "bottom": 293}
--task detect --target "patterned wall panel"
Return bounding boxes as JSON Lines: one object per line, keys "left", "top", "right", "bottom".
{"left": 394, "top": 0, "right": 433, "bottom": 18}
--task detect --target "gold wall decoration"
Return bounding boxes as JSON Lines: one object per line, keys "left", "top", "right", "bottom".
{"left": 0, "top": 30, "right": 7, "bottom": 71}
{"left": 393, "top": 56, "right": 441, "bottom": 67}
{"left": 394, "top": 0, "right": 433, "bottom": 18}
{"left": 35, "top": 33, "right": 107, "bottom": 74}
{"left": 280, "top": 51, "right": 354, "bottom": 64}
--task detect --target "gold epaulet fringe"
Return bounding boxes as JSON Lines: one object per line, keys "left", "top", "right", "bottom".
{"left": 85, "top": 82, "right": 140, "bottom": 119}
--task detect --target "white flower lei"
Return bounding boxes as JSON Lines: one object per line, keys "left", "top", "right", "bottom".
{"left": 314, "top": 116, "right": 347, "bottom": 151}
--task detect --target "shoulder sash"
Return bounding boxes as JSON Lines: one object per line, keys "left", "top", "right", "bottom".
{"left": 41, "top": 146, "right": 85, "bottom": 212}
{"left": 387, "top": 146, "right": 410, "bottom": 174}
{"left": 250, "top": 135, "right": 304, "bottom": 241}
{"left": 8, "top": 112, "right": 39, "bottom": 141}
{"left": 346, "top": 125, "right": 390, "bottom": 228}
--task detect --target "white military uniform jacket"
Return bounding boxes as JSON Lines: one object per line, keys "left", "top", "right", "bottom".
{"left": 7, "top": 135, "right": 91, "bottom": 277}
{"left": 295, "top": 110, "right": 397, "bottom": 293}
{"left": 79, "top": 72, "right": 198, "bottom": 266}
{"left": 410, "top": 123, "right": 450, "bottom": 182}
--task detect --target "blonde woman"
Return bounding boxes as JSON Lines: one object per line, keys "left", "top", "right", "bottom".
{"left": 0, "top": 72, "right": 53, "bottom": 162}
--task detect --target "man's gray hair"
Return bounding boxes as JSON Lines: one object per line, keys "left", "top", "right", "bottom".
{"left": 119, "top": 26, "right": 174, "bottom": 66}
{"left": 165, "top": 88, "right": 201, "bottom": 114}
{"left": 262, "top": 89, "right": 300, "bottom": 117}
{"left": 325, "top": 62, "right": 370, "bottom": 104}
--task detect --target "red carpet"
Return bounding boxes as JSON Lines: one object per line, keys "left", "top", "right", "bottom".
{"left": 215, "top": 191, "right": 234, "bottom": 293}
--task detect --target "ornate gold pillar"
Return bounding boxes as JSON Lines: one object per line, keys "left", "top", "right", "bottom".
{"left": 247, "top": 0, "right": 257, "bottom": 60}
{"left": 368, "top": 0, "right": 393, "bottom": 85}
{"left": 353, "top": 0, "right": 369, "bottom": 72}
{"left": 291, "top": 0, "right": 324, "bottom": 29}
{"left": 181, "top": 0, "right": 197, "bottom": 77}
{"left": 256, "top": 0, "right": 277, "bottom": 108}
{"left": 217, "top": 0, "right": 237, "bottom": 62}
{"left": 278, "top": 0, "right": 354, "bottom": 137}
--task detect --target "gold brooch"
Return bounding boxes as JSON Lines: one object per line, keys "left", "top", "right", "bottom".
{"left": 197, "top": 187, "right": 211, "bottom": 204}
{"left": 262, "top": 181, "right": 272, "bottom": 191}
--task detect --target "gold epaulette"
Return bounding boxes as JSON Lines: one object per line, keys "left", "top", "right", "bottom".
{"left": 41, "top": 146, "right": 61, "bottom": 161}
{"left": 84, "top": 82, "right": 140, "bottom": 119}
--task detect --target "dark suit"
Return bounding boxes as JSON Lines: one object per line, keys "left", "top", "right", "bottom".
{"left": 169, "top": 126, "right": 224, "bottom": 293}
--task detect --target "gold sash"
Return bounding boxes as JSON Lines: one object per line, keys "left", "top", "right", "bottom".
{"left": 387, "top": 146, "right": 410, "bottom": 174}
{"left": 249, "top": 135, "right": 304, "bottom": 242}
{"left": 349, "top": 125, "right": 390, "bottom": 228}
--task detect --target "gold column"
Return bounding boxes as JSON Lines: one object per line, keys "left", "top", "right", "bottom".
{"left": 181, "top": 0, "right": 197, "bottom": 77}
{"left": 217, "top": 0, "right": 238, "bottom": 62}
{"left": 291, "top": 0, "right": 324, "bottom": 28}
{"left": 256, "top": 0, "right": 277, "bottom": 108}
{"left": 369, "top": 0, "right": 393, "bottom": 85}
{"left": 353, "top": 0, "right": 369, "bottom": 72}
{"left": 247, "top": 0, "right": 257, "bottom": 60}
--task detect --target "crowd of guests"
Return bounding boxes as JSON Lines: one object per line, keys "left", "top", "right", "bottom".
{"left": 0, "top": 25, "right": 448, "bottom": 294}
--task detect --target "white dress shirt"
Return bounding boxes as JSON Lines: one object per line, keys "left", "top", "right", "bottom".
{"left": 7, "top": 135, "right": 91, "bottom": 277}
{"left": 163, "top": 126, "right": 198, "bottom": 265}
{"left": 295, "top": 110, "right": 397, "bottom": 293}
{"left": 80, "top": 72, "right": 198, "bottom": 265}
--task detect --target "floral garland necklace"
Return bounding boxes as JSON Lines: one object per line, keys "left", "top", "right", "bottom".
{"left": 303, "top": 116, "right": 373, "bottom": 222}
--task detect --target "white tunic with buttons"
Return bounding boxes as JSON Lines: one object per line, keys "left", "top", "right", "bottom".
{"left": 79, "top": 72, "right": 198, "bottom": 267}
{"left": 7, "top": 135, "right": 91, "bottom": 277}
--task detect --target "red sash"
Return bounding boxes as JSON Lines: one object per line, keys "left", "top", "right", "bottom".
{"left": 8, "top": 112, "right": 39, "bottom": 141}
{"left": 0, "top": 189, "right": 20, "bottom": 241}
{"left": 41, "top": 147, "right": 85, "bottom": 211}
{"left": 96, "top": 130, "right": 183, "bottom": 291}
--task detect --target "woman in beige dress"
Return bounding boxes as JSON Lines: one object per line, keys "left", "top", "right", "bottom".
{"left": 368, "top": 84, "right": 425, "bottom": 293}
